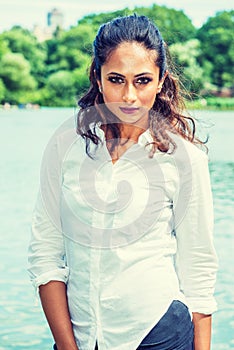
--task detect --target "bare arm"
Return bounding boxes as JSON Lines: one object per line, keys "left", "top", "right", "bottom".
{"left": 39, "top": 281, "right": 79, "bottom": 350}
{"left": 192, "top": 313, "right": 212, "bottom": 350}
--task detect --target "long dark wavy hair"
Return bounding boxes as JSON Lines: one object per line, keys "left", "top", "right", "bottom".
{"left": 77, "top": 14, "right": 202, "bottom": 157}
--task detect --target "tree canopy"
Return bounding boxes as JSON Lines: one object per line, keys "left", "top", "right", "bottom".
{"left": 132, "top": 5, "right": 196, "bottom": 44}
{"left": 0, "top": 27, "right": 47, "bottom": 86}
{"left": 0, "top": 6, "right": 233, "bottom": 106}
{"left": 197, "top": 10, "right": 234, "bottom": 89}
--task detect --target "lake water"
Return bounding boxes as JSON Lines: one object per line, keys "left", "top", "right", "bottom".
{"left": 0, "top": 108, "right": 233, "bottom": 349}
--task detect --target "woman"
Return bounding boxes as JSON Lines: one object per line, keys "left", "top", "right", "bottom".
{"left": 28, "top": 14, "right": 218, "bottom": 350}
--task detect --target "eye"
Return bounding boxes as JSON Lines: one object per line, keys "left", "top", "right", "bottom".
{"left": 107, "top": 76, "right": 124, "bottom": 84}
{"left": 135, "top": 77, "right": 153, "bottom": 85}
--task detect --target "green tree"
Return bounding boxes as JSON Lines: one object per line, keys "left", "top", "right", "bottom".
{"left": 197, "top": 10, "right": 234, "bottom": 89}
{"left": 170, "top": 39, "right": 204, "bottom": 95}
{"left": 78, "top": 9, "right": 131, "bottom": 32}
{"left": 59, "top": 24, "right": 96, "bottom": 55}
{"left": 42, "top": 70, "right": 76, "bottom": 106}
{"left": 0, "top": 52, "right": 36, "bottom": 91}
{"left": 0, "top": 37, "right": 9, "bottom": 59}
{"left": 135, "top": 4, "right": 196, "bottom": 44}
{"left": 0, "top": 78, "right": 6, "bottom": 102}
{"left": 73, "top": 64, "right": 91, "bottom": 99}
{"left": 0, "top": 37, "right": 9, "bottom": 103}
{"left": 46, "top": 24, "right": 93, "bottom": 74}
{"left": 0, "top": 52, "right": 37, "bottom": 103}
{"left": 0, "top": 26, "right": 47, "bottom": 86}
{"left": 79, "top": 6, "right": 196, "bottom": 45}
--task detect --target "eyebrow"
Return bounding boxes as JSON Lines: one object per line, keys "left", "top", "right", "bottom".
{"left": 107, "top": 72, "right": 153, "bottom": 77}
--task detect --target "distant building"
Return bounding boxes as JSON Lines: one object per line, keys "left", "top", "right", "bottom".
{"left": 33, "top": 8, "right": 64, "bottom": 42}
{"left": 47, "top": 8, "right": 64, "bottom": 31}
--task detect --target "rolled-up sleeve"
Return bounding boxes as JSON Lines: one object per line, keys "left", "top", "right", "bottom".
{"left": 28, "top": 135, "right": 69, "bottom": 290}
{"left": 174, "top": 152, "right": 218, "bottom": 314}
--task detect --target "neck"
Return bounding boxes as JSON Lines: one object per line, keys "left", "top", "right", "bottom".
{"left": 118, "top": 123, "right": 147, "bottom": 142}
{"left": 101, "top": 122, "right": 149, "bottom": 163}
{"left": 102, "top": 123, "right": 147, "bottom": 143}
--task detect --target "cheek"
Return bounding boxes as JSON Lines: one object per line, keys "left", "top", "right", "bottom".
{"left": 139, "top": 89, "right": 157, "bottom": 107}
{"left": 102, "top": 92, "right": 120, "bottom": 115}
{"left": 103, "top": 89, "right": 122, "bottom": 104}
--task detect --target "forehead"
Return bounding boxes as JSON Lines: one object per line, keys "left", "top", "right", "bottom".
{"left": 105, "top": 41, "right": 157, "bottom": 68}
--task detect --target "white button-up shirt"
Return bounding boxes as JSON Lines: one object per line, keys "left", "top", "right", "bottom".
{"left": 28, "top": 118, "right": 218, "bottom": 350}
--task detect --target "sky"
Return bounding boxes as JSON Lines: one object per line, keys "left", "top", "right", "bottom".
{"left": 0, "top": 0, "right": 233, "bottom": 33}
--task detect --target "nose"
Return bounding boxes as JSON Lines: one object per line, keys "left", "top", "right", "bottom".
{"left": 122, "top": 84, "right": 137, "bottom": 103}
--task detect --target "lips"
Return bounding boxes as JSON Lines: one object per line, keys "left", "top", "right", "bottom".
{"left": 119, "top": 107, "right": 139, "bottom": 114}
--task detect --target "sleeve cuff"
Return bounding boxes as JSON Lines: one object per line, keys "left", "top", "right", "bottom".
{"left": 31, "top": 267, "right": 70, "bottom": 291}
{"left": 186, "top": 296, "right": 218, "bottom": 314}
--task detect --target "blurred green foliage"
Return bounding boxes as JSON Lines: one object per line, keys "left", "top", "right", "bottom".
{"left": 197, "top": 11, "right": 234, "bottom": 90}
{"left": 0, "top": 6, "right": 233, "bottom": 107}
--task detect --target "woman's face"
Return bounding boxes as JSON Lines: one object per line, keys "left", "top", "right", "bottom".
{"left": 97, "top": 41, "right": 166, "bottom": 129}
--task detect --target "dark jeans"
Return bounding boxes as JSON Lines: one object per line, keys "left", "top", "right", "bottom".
{"left": 54, "top": 300, "right": 194, "bottom": 350}
{"left": 136, "top": 300, "right": 194, "bottom": 350}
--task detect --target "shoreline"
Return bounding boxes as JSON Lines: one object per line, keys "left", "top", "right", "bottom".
{"left": 1, "top": 97, "right": 234, "bottom": 112}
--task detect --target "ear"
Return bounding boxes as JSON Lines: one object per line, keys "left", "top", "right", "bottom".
{"left": 156, "top": 70, "right": 168, "bottom": 94}
{"left": 96, "top": 80, "right": 103, "bottom": 93}
{"left": 96, "top": 79, "right": 103, "bottom": 93}
{"left": 94, "top": 69, "right": 102, "bottom": 91}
